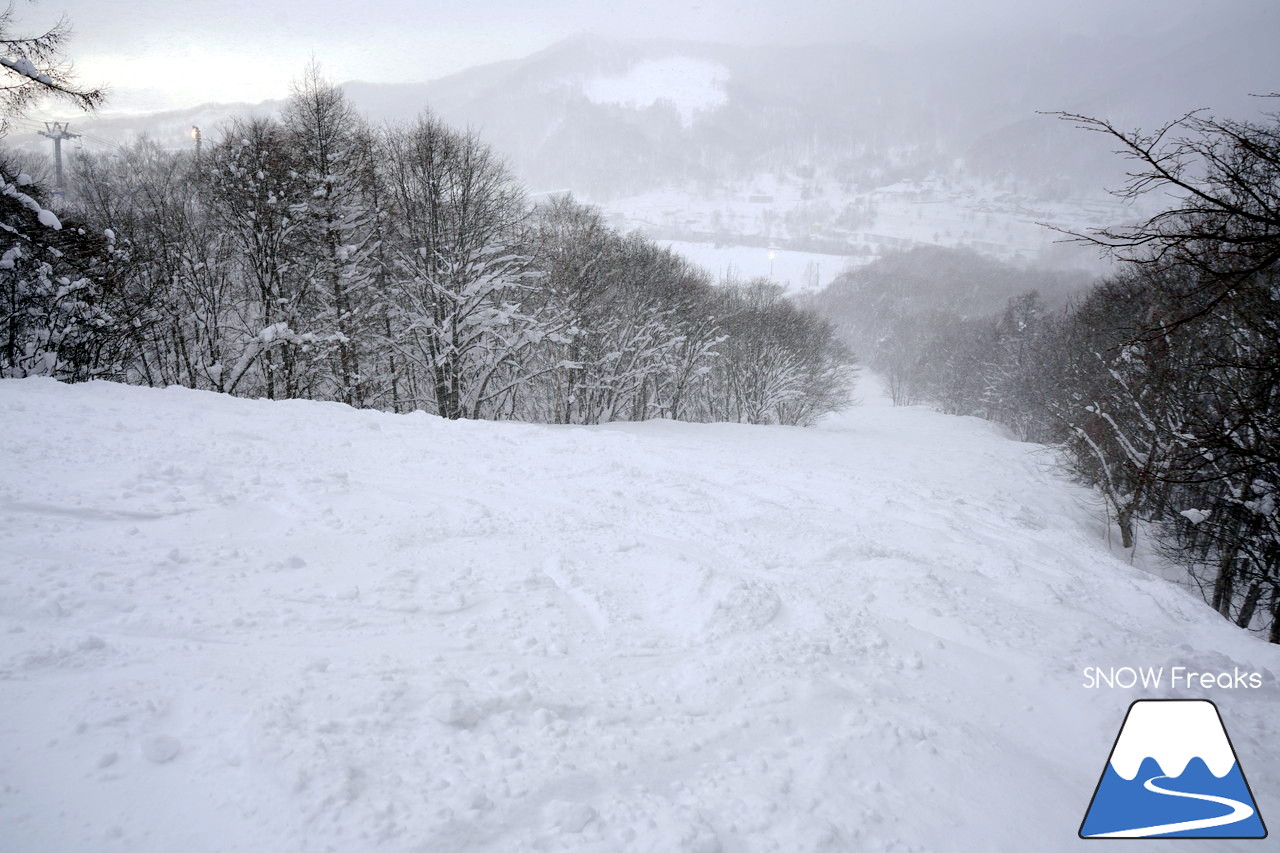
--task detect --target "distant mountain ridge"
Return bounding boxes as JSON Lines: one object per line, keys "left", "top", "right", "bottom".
{"left": 348, "top": 8, "right": 1279, "bottom": 201}
{"left": 6, "top": 9, "right": 1277, "bottom": 272}
{"left": 13, "top": 4, "right": 1278, "bottom": 206}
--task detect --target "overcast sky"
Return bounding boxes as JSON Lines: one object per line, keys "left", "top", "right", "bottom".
{"left": 16, "top": 0, "right": 1256, "bottom": 114}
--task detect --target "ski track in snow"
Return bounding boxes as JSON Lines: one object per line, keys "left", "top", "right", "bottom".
{"left": 0, "top": 374, "right": 1276, "bottom": 852}
{"left": 1084, "top": 775, "right": 1255, "bottom": 838}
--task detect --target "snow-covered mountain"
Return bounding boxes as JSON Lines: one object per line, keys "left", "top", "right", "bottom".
{"left": 331, "top": 13, "right": 1280, "bottom": 202}
{"left": 2, "top": 374, "right": 1277, "bottom": 851}
{"left": 7, "top": 4, "right": 1278, "bottom": 279}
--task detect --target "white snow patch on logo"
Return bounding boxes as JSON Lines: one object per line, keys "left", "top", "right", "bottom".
{"left": 1108, "top": 700, "right": 1237, "bottom": 781}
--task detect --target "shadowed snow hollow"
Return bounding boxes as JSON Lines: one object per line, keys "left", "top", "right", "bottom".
{"left": 0, "top": 374, "right": 1276, "bottom": 852}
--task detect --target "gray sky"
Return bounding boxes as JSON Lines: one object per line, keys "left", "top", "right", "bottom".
{"left": 18, "top": 0, "right": 1245, "bottom": 114}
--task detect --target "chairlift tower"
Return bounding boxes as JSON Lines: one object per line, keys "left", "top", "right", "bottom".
{"left": 38, "top": 121, "right": 80, "bottom": 201}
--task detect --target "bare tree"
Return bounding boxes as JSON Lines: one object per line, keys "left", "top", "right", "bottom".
{"left": 380, "top": 114, "right": 539, "bottom": 419}
{"left": 205, "top": 117, "right": 323, "bottom": 400}
{"left": 1048, "top": 104, "right": 1280, "bottom": 330}
{"left": 283, "top": 64, "right": 380, "bottom": 406}
{"left": 0, "top": 5, "right": 103, "bottom": 132}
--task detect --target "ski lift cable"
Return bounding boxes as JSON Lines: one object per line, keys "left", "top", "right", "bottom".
{"left": 76, "top": 132, "right": 127, "bottom": 153}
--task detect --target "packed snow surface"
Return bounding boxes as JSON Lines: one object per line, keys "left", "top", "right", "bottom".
{"left": 1, "top": 375, "right": 1276, "bottom": 852}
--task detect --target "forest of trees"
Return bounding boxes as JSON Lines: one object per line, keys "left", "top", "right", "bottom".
{"left": 814, "top": 106, "right": 1280, "bottom": 644}
{"left": 1, "top": 67, "right": 854, "bottom": 427}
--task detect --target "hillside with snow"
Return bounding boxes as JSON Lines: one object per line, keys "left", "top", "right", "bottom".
{"left": 1, "top": 376, "right": 1277, "bottom": 851}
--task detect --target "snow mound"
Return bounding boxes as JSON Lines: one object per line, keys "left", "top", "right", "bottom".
{"left": 0, "top": 374, "right": 1276, "bottom": 852}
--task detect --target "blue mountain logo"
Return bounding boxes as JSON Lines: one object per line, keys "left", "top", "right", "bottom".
{"left": 1080, "top": 699, "right": 1267, "bottom": 839}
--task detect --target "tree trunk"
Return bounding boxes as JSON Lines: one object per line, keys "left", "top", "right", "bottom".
{"left": 1211, "top": 546, "right": 1237, "bottom": 616}
{"left": 1235, "top": 581, "right": 1263, "bottom": 629}
{"left": 1116, "top": 506, "right": 1135, "bottom": 550}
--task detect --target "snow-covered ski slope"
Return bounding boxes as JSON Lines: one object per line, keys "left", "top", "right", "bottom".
{"left": 1, "top": 375, "right": 1276, "bottom": 852}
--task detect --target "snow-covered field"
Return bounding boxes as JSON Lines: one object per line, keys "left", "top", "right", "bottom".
{"left": 1, "top": 375, "right": 1276, "bottom": 852}
{"left": 657, "top": 241, "right": 856, "bottom": 293}
{"left": 611, "top": 176, "right": 1151, "bottom": 287}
